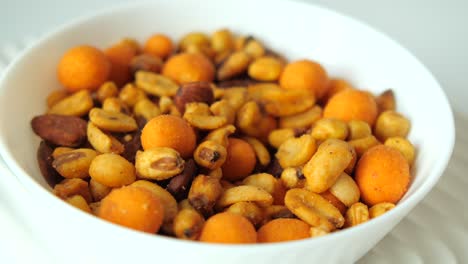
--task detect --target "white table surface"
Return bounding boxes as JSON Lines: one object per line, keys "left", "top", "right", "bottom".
{"left": 0, "top": 1, "right": 467, "bottom": 263}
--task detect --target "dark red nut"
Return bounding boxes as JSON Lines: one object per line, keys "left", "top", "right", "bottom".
{"left": 37, "top": 141, "right": 62, "bottom": 187}
{"left": 264, "top": 158, "right": 283, "bottom": 178}
{"left": 120, "top": 131, "right": 142, "bottom": 163}
{"left": 53, "top": 178, "right": 93, "bottom": 203}
{"left": 31, "top": 114, "right": 87, "bottom": 147}
{"left": 167, "top": 159, "right": 198, "bottom": 201}
{"left": 174, "top": 82, "right": 214, "bottom": 113}
{"left": 130, "top": 54, "right": 163, "bottom": 76}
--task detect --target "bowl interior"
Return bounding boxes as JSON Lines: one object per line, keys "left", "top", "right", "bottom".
{"left": 0, "top": 0, "right": 454, "bottom": 247}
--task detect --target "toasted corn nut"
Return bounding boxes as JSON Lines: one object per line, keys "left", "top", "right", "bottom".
{"left": 87, "top": 122, "right": 124, "bottom": 154}
{"left": 243, "top": 39, "right": 265, "bottom": 59}
{"left": 220, "top": 180, "right": 236, "bottom": 190}
{"left": 119, "top": 83, "right": 147, "bottom": 107}
{"left": 211, "top": 29, "right": 234, "bottom": 54}
{"left": 131, "top": 180, "right": 179, "bottom": 224}
{"left": 194, "top": 140, "right": 227, "bottom": 169}
{"left": 47, "top": 89, "right": 69, "bottom": 108}
{"left": 96, "top": 82, "right": 119, "bottom": 103}
{"left": 276, "top": 134, "right": 317, "bottom": 168}
{"left": 242, "top": 136, "right": 271, "bottom": 166}
{"left": 136, "top": 71, "right": 179, "bottom": 97}
{"left": 279, "top": 105, "right": 322, "bottom": 129}
{"left": 345, "top": 202, "right": 369, "bottom": 227}
{"left": 348, "top": 135, "right": 380, "bottom": 157}
{"left": 226, "top": 201, "right": 264, "bottom": 227}
{"left": 89, "top": 108, "right": 138, "bottom": 132}
{"left": 304, "top": 139, "right": 354, "bottom": 193}
{"left": 369, "top": 202, "right": 395, "bottom": 219}
{"left": 179, "top": 32, "right": 210, "bottom": 51}
{"left": 263, "top": 205, "right": 295, "bottom": 221}
{"left": 102, "top": 97, "right": 130, "bottom": 114}
{"left": 234, "top": 35, "right": 248, "bottom": 51}
{"left": 311, "top": 118, "right": 349, "bottom": 141}
{"left": 178, "top": 199, "right": 195, "bottom": 211}
{"left": 48, "top": 90, "right": 94, "bottom": 116}
{"left": 52, "top": 147, "right": 74, "bottom": 159}
{"left": 52, "top": 148, "right": 97, "bottom": 179}
{"left": 65, "top": 195, "right": 91, "bottom": 213}
{"left": 53, "top": 178, "right": 92, "bottom": 203}
{"left": 134, "top": 98, "right": 161, "bottom": 121}
{"left": 135, "top": 147, "right": 185, "bottom": 180}
{"left": 89, "top": 178, "right": 111, "bottom": 202}
{"left": 217, "top": 51, "right": 252, "bottom": 81}
{"left": 242, "top": 173, "right": 277, "bottom": 195}
{"left": 347, "top": 120, "right": 372, "bottom": 140}
{"left": 212, "top": 85, "right": 225, "bottom": 99}
{"left": 345, "top": 147, "right": 357, "bottom": 174}
{"left": 210, "top": 99, "right": 236, "bottom": 125}
{"left": 384, "top": 137, "right": 416, "bottom": 166}
{"left": 188, "top": 175, "right": 223, "bottom": 215}
{"left": 222, "top": 87, "right": 248, "bottom": 111}
{"left": 159, "top": 96, "right": 174, "bottom": 114}
{"left": 268, "top": 128, "right": 295, "bottom": 149}
{"left": 285, "top": 188, "right": 344, "bottom": 231}
{"left": 329, "top": 173, "right": 360, "bottom": 207}
{"left": 374, "top": 111, "right": 411, "bottom": 142}
{"left": 236, "top": 101, "right": 262, "bottom": 132}
{"left": 169, "top": 105, "right": 182, "bottom": 117}
{"left": 89, "top": 153, "right": 136, "bottom": 187}
{"left": 280, "top": 167, "right": 305, "bottom": 189}
{"left": 173, "top": 209, "right": 205, "bottom": 240}
{"left": 185, "top": 44, "right": 216, "bottom": 59}
{"left": 184, "top": 102, "right": 227, "bottom": 130}
{"left": 204, "top": 125, "right": 236, "bottom": 147}
{"left": 248, "top": 56, "right": 284, "bottom": 81}
{"left": 376, "top": 89, "right": 396, "bottom": 113}
{"left": 320, "top": 190, "right": 347, "bottom": 216}
{"left": 216, "top": 185, "right": 273, "bottom": 209}
{"left": 205, "top": 167, "right": 223, "bottom": 180}
{"left": 310, "top": 227, "right": 329, "bottom": 237}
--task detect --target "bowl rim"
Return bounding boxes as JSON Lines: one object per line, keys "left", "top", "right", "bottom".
{"left": 0, "top": 0, "right": 455, "bottom": 251}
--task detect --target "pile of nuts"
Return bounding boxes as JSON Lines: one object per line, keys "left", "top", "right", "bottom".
{"left": 31, "top": 28, "right": 415, "bottom": 244}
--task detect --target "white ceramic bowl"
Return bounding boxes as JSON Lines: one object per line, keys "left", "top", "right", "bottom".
{"left": 0, "top": 0, "right": 454, "bottom": 263}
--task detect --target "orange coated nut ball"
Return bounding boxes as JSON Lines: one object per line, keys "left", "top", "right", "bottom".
{"left": 355, "top": 145, "right": 410, "bottom": 206}
{"left": 144, "top": 34, "right": 174, "bottom": 59}
{"left": 323, "top": 89, "right": 378, "bottom": 126}
{"left": 141, "top": 115, "right": 196, "bottom": 158}
{"left": 57, "top": 45, "right": 110, "bottom": 92}
{"left": 162, "top": 52, "right": 215, "bottom": 84}
{"left": 105, "top": 42, "right": 137, "bottom": 87}
{"left": 98, "top": 186, "right": 164, "bottom": 233}
{"left": 257, "top": 218, "right": 310, "bottom": 243}
{"left": 221, "top": 138, "right": 256, "bottom": 182}
{"left": 279, "top": 59, "right": 329, "bottom": 99}
{"left": 199, "top": 212, "right": 257, "bottom": 244}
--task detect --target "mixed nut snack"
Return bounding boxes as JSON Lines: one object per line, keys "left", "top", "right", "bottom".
{"left": 31, "top": 29, "right": 415, "bottom": 244}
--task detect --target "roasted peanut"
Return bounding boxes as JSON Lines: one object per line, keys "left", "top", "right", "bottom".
{"left": 204, "top": 125, "right": 236, "bottom": 147}
{"left": 158, "top": 96, "right": 173, "bottom": 114}
{"left": 217, "top": 51, "right": 252, "bottom": 81}
{"left": 175, "top": 82, "right": 214, "bottom": 113}
{"left": 52, "top": 147, "right": 74, "bottom": 159}
{"left": 268, "top": 128, "right": 296, "bottom": 149}
{"left": 329, "top": 173, "right": 360, "bottom": 207}
{"left": 222, "top": 87, "right": 248, "bottom": 111}
{"left": 89, "top": 178, "right": 112, "bottom": 202}
{"left": 53, "top": 178, "right": 92, "bottom": 203}
{"left": 311, "top": 118, "right": 349, "bottom": 141}
{"left": 279, "top": 105, "right": 322, "bottom": 129}
{"left": 212, "top": 85, "right": 225, "bottom": 99}
{"left": 348, "top": 135, "right": 380, "bottom": 157}
{"left": 280, "top": 167, "right": 305, "bottom": 189}
{"left": 134, "top": 98, "right": 161, "bottom": 121}
{"left": 89, "top": 108, "right": 138, "bottom": 132}
{"left": 194, "top": 140, "right": 227, "bottom": 169}
{"left": 304, "top": 139, "right": 354, "bottom": 193}
{"left": 96, "top": 82, "right": 119, "bottom": 103}
{"left": 173, "top": 209, "right": 205, "bottom": 240}
{"left": 242, "top": 173, "right": 278, "bottom": 195}
{"left": 243, "top": 39, "right": 265, "bottom": 59}
{"left": 384, "top": 137, "right": 416, "bottom": 165}
{"left": 130, "top": 54, "right": 163, "bottom": 76}
{"left": 347, "top": 120, "right": 372, "bottom": 140}
{"left": 216, "top": 185, "right": 273, "bottom": 209}
{"left": 178, "top": 199, "right": 195, "bottom": 211}
{"left": 136, "top": 71, "right": 179, "bottom": 97}
{"left": 374, "top": 111, "right": 411, "bottom": 141}
{"left": 179, "top": 32, "right": 210, "bottom": 52}
{"left": 46, "top": 89, "right": 69, "bottom": 108}
{"left": 31, "top": 114, "right": 87, "bottom": 147}
{"left": 276, "top": 134, "right": 317, "bottom": 168}
{"left": 89, "top": 153, "right": 136, "bottom": 187}
{"left": 345, "top": 202, "right": 369, "bottom": 227}
{"left": 369, "top": 202, "right": 395, "bottom": 218}
{"left": 65, "top": 195, "right": 91, "bottom": 213}
{"left": 211, "top": 29, "right": 234, "bottom": 54}
{"left": 226, "top": 202, "right": 264, "bottom": 227}
{"left": 345, "top": 147, "right": 357, "bottom": 174}
{"left": 87, "top": 122, "right": 124, "bottom": 154}
{"left": 248, "top": 56, "right": 283, "bottom": 81}
{"left": 188, "top": 175, "right": 223, "bottom": 215}
{"left": 183, "top": 102, "right": 227, "bottom": 130}
{"left": 310, "top": 227, "right": 328, "bottom": 237}
{"left": 284, "top": 188, "right": 344, "bottom": 231}
{"left": 52, "top": 148, "right": 97, "bottom": 179}
{"left": 376, "top": 89, "right": 396, "bottom": 113}
{"left": 119, "top": 83, "right": 147, "bottom": 107}
{"left": 242, "top": 136, "right": 271, "bottom": 166}
{"left": 102, "top": 97, "right": 130, "bottom": 114}
{"left": 263, "top": 205, "right": 295, "bottom": 221}
{"left": 236, "top": 101, "right": 262, "bottom": 132}
{"left": 48, "top": 90, "right": 94, "bottom": 116}
{"left": 210, "top": 99, "right": 236, "bottom": 125}
{"left": 135, "top": 147, "right": 185, "bottom": 180}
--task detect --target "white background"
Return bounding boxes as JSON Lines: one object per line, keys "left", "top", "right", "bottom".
{"left": 1, "top": 0, "right": 467, "bottom": 113}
